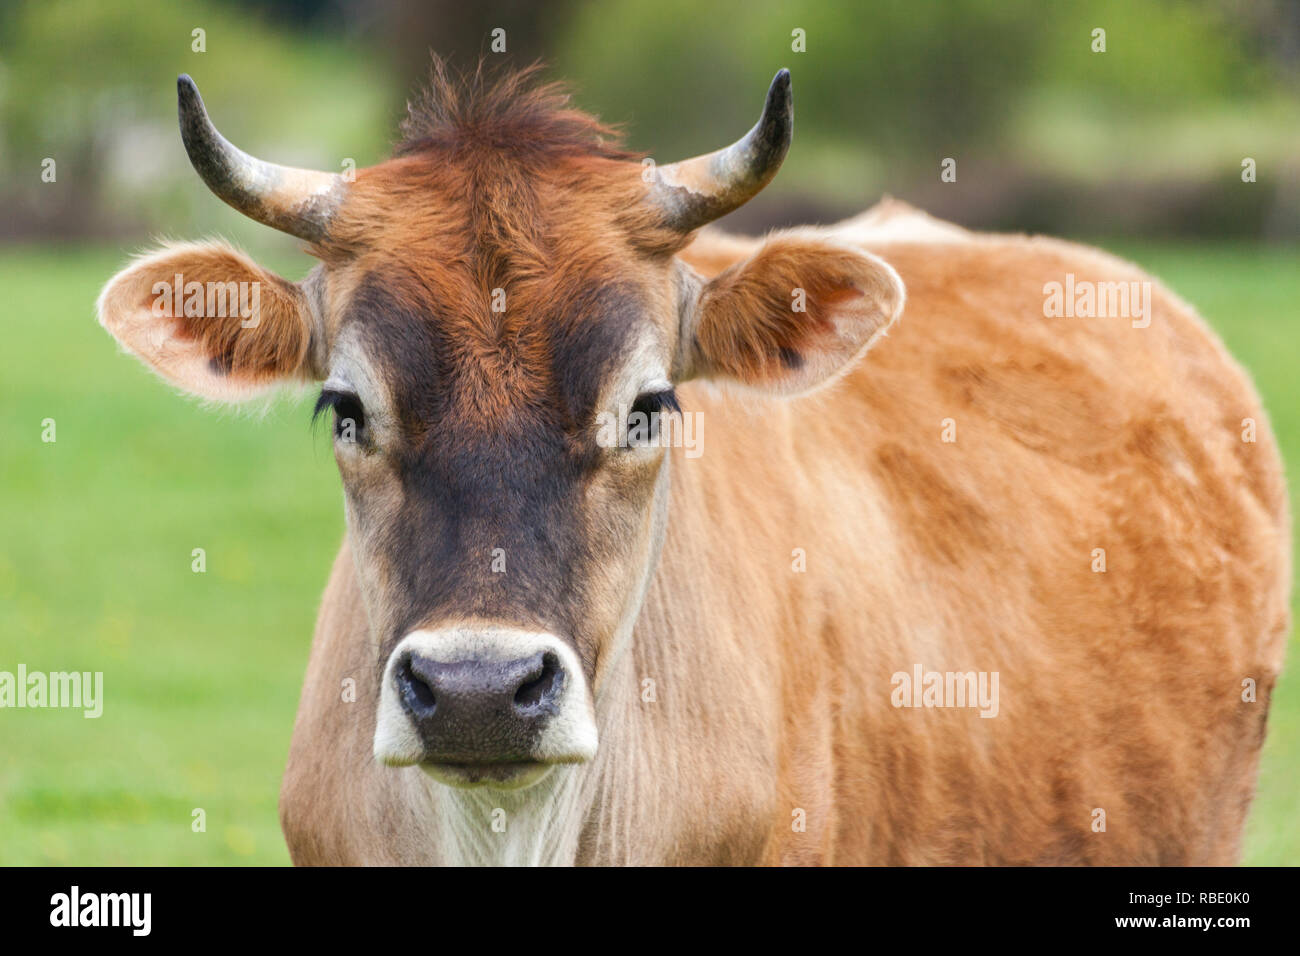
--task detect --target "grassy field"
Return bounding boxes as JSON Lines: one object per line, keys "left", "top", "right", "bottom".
{"left": 1, "top": 241, "right": 1297, "bottom": 865}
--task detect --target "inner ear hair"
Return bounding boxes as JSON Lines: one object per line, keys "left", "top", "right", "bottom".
{"left": 97, "top": 239, "right": 316, "bottom": 401}
{"left": 685, "top": 231, "right": 905, "bottom": 395}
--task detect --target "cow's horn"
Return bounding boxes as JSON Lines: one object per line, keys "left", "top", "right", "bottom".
{"left": 647, "top": 69, "right": 792, "bottom": 232}
{"left": 177, "top": 75, "right": 344, "bottom": 242}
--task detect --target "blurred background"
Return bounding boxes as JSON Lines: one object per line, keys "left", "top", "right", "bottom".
{"left": 3, "top": 0, "right": 1299, "bottom": 247}
{"left": 1, "top": 0, "right": 1297, "bottom": 864}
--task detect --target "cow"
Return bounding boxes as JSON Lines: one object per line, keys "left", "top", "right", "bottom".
{"left": 97, "top": 62, "right": 1289, "bottom": 865}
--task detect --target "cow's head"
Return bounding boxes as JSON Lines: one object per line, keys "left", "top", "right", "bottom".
{"left": 98, "top": 64, "right": 903, "bottom": 790}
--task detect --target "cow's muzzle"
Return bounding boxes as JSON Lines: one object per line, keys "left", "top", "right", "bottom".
{"left": 374, "top": 628, "right": 597, "bottom": 789}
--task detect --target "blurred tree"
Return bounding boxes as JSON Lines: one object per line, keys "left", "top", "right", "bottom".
{"left": 2, "top": 0, "right": 1295, "bottom": 240}
{"left": 330, "top": 0, "right": 578, "bottom": 79}
{"left": 0, "top": 0, "right": 394, "bottom": 245}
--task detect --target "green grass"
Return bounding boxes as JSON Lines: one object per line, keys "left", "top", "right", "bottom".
{"left": 1, "top": 241, "right": 1297, "bottom": 865}
{"left": 0, "top": 246, "right": 338, "bottom": 865}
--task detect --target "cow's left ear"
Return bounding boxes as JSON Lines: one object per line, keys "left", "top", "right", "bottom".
{"left": 97, "top": 240, "right": 318, "bottom": 401}
{"left": 681, "top": 235, "right": 904, "bottom": 395}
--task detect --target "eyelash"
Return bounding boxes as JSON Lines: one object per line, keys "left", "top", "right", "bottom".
{"left": 630, "top": 388, "right": 681, "bottom": 419}
{"left": 313, "top": 389, "right": 367, "bottom": 442}
{"left": 627, "top": 388, "right": 681, "bottom": 445}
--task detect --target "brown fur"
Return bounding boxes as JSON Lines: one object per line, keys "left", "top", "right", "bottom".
{"left": 279, "top": 213, "right": 1288, "bottom": 864}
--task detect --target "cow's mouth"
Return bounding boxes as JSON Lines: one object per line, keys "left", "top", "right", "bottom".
{"left": 418, "top": 759, "right": 555, "bottom": 790}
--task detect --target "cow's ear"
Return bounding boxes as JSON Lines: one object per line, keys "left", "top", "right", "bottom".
{"left": 682, "top": 235, "right": 904, "bottom": 395}
{"left": 97, "top": 240, "right": 318, "bottom": 401}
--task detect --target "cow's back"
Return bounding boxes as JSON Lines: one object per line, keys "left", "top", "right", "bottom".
{"left": 667, "top": 203, "right": 1289, "bottom": 863}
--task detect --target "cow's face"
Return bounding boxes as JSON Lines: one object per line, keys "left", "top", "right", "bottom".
{"left": 97, "top": 66, "right": 903, "bottom": 789}
{"left": 312, "top": 182, "right": 695, "bottom": 787}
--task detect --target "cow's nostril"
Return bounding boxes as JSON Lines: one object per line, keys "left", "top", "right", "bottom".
{"left": 397, "top": 656, "right": 437, "bottom": 717}
{"left": 514, "top": 652, "right": 562, "bottom": 711}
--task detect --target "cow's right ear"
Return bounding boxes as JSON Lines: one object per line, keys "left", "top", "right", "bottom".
{"left": 678, "top": 233, "right": 904, "bottom": 396}
{"left": 97, "top": 240, "right": 318, "bottom": 401}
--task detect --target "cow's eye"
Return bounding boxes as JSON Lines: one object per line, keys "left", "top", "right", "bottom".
{"left": 313, "top": 389, "right": 367, "bottom": 445}
{"left": 626, "top": 388, "right": 680, "bottom": 448}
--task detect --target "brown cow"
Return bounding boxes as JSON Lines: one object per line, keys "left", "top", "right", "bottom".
{"left": 98, "top": 62, "right": 1289, "bottom": 865}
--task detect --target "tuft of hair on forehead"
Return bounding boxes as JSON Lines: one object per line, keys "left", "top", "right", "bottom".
{"left": 397, "top": 56, "right": 641, "bottom": 164}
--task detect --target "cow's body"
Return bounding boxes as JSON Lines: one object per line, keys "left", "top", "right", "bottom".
{"left": 280, "top": 201, "right": 1290, "bottom": 865}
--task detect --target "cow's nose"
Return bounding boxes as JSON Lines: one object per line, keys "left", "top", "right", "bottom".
{"left": 394, "top": 651, "right": 565, "bottom": 762}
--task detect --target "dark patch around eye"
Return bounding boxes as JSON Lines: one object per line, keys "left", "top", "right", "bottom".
{"left": 556, "top": 293, "right": 643, "bottom": 419}
{"left": 777, "top": 346, "right": 803, "bottom": 371}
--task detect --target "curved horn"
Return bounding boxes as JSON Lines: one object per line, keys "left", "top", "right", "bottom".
{"left": 177, "top": 74, "right": 345, "bottom": 242}
{"left": 648, "top": 69, "right": 793, "bottom": 232}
